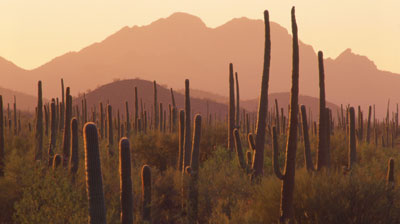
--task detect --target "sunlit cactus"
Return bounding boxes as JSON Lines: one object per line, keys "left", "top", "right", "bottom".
{"left": 119, "top": 137, "right": 133, "bottom": 224}
{"left": 84, "top": 122, "right": 107, "bottom": 224}
{"left": 141, "top": 165, "right": 151, "bottom": 223}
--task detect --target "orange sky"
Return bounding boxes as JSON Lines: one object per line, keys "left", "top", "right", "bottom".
{"left": 1, "top": 0, "right": 399, "bottom": 73}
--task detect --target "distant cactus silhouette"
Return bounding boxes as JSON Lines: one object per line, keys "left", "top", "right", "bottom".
{"left": 235, "top": 72, "right": 240, "bottom": 128}
{"left": 48, "top": 100, "right": 56, "bottom": 166}
{"left": 252, "top": 9, "right": 271, "bottom": 179}
{"left": 301, "top": 105, "right": 315, "bottom": 171}
{"left": 228, "top": 63, "right": 235, "bottom": 152}
{"left": 153, "top": 81, "right": 158, "bottom": 130}
{"left": 62, "top": 88, "right": 72, "bottom": 167}
{"left": 84, "top": 123, "right": 107, "bottom": 224}
{"left": 348, "top": 107, "right": 356, "bottom": 169}
{"left": 366, "top": 105, "right": 372, "bottom": 143}
{"left": 119, "top": 137, "right": 133, "bottom": 224}
{"left": 35, "top": 81, "right": 43, "bottom": 161}
{"left": 178, "top": 109, "right": 185, "bottom": 171}
{"left": 69, "top": 118, "right": 79, "bottom": 176}
{"left": 100, "top": 102, "right": 104, "bottom": 139}
{"left": 134, "top": 87, "right": 139, "bottom": 133}
{"left": 183, "top": 79, "right": 192, "bottom": 171}
{"left": 125, "top": 101, "right": 130, "bottom": 137}
{"left": 141, "top": 165, "right": 151, "bottom": 223}
{"left": 107, "top": 104, "right": 113, "bottom": 156}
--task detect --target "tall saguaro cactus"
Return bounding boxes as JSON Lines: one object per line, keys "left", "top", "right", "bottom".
{"left": 119, "top": 138, "right": 133, "bottom": 224}
{"left": 13, "top": 96, "right": 17, "bottom": 135}
{"left": 48, "top": 100, "right": 57, "bottom": 166}
{"left": 301, "top": 105, "right": 314, "bottom": 171}
{"left": 272, "top": 7, "right": 299, "bottom": 223}
{"left": 228, "top": 63, "right": 235, "bottom": 152}
{"left": 107, "top": 104, "right": 113, "bottom": 156}
{"left": 69, "top": 118, "right": 79, "bottom": 176}
{"left": 141, "top": 165, "right": 151, "bottom": 223}
{"left": 84, "top": 123, "right": 107, "bottom": 224}
{"left": 0, "top": 96, "right": 4, "bottom": 176}
{"left": 35, "top": 81, "right": 43, "bottom": 161}
{"left": 316, "top": 51, "right": 329, "bottom": 170}
{"left": 100, "top": 102, "right": 104, "bottom": 139}
{"left": 183, "top": 79, "right": 192, "bottom": 171}
{"left": 153, "top": 81, "right": 158, "bottom": 130}
{"left": 125, "top": 101, "right": 130, "bottom": 137}
{"left": 62, "top": 87, "right": 72, "bottom": 167}
{"left": 134, "top": 87, "right": 139, "bottom": 133}
{"left": 187, "top": 114, "right": 202, "bottom": 223}
{"left": 252, "top": 9, "right": 271, "bottom": 179}
{"left": 178, "top": 109, "right": 185, "bottom": 171}
{"left": 348, "top": 107, "right": 356, "bottom": 169}
{"left": 233, "top": 129, "right": 246, "bottom": 170}
{"left": 366, "top": 105, "right": 372, "bottom": 143}
{"left": 235, "top": 72, "right": 240, "bottom": 128}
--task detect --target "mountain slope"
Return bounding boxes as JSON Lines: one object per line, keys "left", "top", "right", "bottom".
{"left": 0, "top": 12, "right": 397, "bottom": 116}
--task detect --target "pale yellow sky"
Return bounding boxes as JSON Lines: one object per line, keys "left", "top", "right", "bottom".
{"left": 0, "top": 0, "right": 399, "bottom": 73}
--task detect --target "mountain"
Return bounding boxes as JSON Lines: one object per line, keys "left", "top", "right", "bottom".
{"left": 0, "top": 86, "right": 38, "bottom": 112}
{"left": 0, "top": 12, "right": 398, "bottom": 116}
{"left": 73, "top": 78, "right": 339, "bottom": 124}
{"left": 73, "top": 79, "right": 228, "bottom": 121}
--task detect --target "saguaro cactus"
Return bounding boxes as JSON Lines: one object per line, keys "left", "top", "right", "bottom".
{"left": 69, "top": 118, "right": 79, "bottom": 175}
{"left": 134, "top": 87, "right": 139, "bottom": 133}
{"left": 316, "top": 50, "right": 329, "bottom": 170}
{"left": 235, "top": 72, "right": 240, "bottom": 128}
{"left": 183, "top": 79, "right": 192, "bottom": 171}
{"left": 60, "top": 78, "right": 65, "bottom": 130}
{"left": 228, "top": 63, "right": 235, "bottom": 152}
{"left": 84, "top": 123, "right": 107, "bottom": 224}
{"left": 188, "top": 114, "right": 201, "bottom": 223}
{"left": 141, "top": 165, "right": 151, "bottom": 223}
{"left": 100, "top": 102, "right": 104, "bottom": 139}
{"left": 252, "top": 9, "right": 271, "bottom": 179}
{"left": 62, "top": 88, "right": 72, "bottom": 167}
{"left": 35, "top": 81, "right": 43, "bottom": 160}
{"left": 301, "top": 105, "right": 314, "bottom": 171}
{"left": 48, "top": 100, "right": 56, "bottom": 166}
{"left": 272, "top": 7, "right": 299, "bottom": 223}
{"left": 366, "top": 105, "right": 372, "bottom": 143}
{"left": 153, "top": 81, "right": 158, "bottom": 130}
{"left": 125, "top": 101, "right": 130, "bottom": 137}
{"left": 13, "top": 96, "right": 17, "bottom": 135}
{"left": 119, "top": 138, "right": 133, "bottom": 224}
{"left": 233, "top": 129, "right": 246, "bottom": 170}
{"left": 0, "top": 96, "right": 4, "bottom": 176}
{"left": 107, "top": 104, "right": 113, "bottom": 156}
{"left": 178, "top": 109, "right": 185, "bottom": 171}
{"left": 387, "top": 158, "right": 395, "bottom": 188}
{"left": 348, "top": 107, "right": 356, "bottom": 169}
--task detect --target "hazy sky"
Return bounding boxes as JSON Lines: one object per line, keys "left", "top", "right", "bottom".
{"left": 1, "top": 0, "right": 399, "bottom": 73}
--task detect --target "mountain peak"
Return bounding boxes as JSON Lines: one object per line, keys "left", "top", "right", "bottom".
{"left": 335, "top": 48, "right": 377, "bottom": 69}
{"left": 151, "top": 12, "right": 207, "bottom": 29}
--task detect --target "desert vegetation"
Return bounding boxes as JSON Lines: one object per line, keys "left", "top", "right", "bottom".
{"left": 0, "top": 7, "right": 399, "bottom": 224}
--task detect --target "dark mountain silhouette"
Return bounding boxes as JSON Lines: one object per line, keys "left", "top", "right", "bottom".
{"left": 0, "top": 12, "right": 397, "bottom": 116}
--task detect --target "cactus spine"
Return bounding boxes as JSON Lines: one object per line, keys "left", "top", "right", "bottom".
{"left": 252, "top": 9, "right": 271, "bottom": 179}
{"left": 84, "top": 123, "right": 107, "bottom": 224}
{"left": 348, "top": 107, "right": 356, "bottom": 169}
{"left": 69, "top": 118, "right": 79, "bottom": 175}
{"left": 272, "top": 7, "right": 299, "bottom": 223}
{"left": 183, "top": 79, "right": 192, "bottom": 171}
{"left": 119, "top": 138, "right": 133, "bottom": 224}
{"left": 141, "top": 165, "right": 151, "bottom": 223}
{"left": 228, "top": 63, "right": 235, "bottom": 152}
{"left": 35, "top": 81, "right": 43, "bottom": 160}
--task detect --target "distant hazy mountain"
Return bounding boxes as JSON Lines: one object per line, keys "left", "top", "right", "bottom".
{"left": 0, "top": 12, "right": 397, "bottom": 116}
